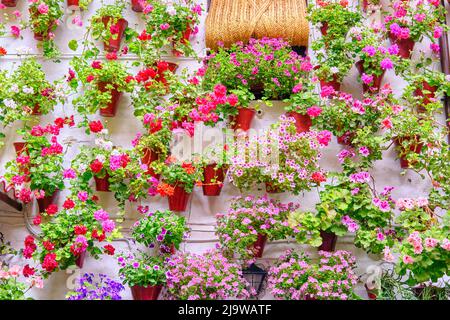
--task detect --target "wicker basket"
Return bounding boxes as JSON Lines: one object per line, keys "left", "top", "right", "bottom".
{"left": 206, "top": 0, "right": 309, "bottom": 50}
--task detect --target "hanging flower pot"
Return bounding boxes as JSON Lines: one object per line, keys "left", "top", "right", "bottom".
{"left": 394, "top": 136, "right": 423, "bottom": 169}
{"left": 337, "top": 131, "right": 355, "bottom": 146}
{"left": 414, "top": 81, "right": 437, "bottom": 112}
{"left": 98, "top": 82, "right": 122, "bottom": 117}
{"left": 172, "top": 24, "right": 193, "bottom": 56}
{"left": 265, "top": 182, "right": 283, "bottom": 194}
{"left": 159, "top": 243, "right": 176, "bottom": 255}
{"left": 355, "top": 60, "right": 385, "bottom": 93}
{"left": 168, "top": 185, "right": 191, "bottom": 212}
{"left": 141, "top": 148, "right": 160, "bottom": 178}
{"left": 286, "top": 112, "right": 311, "bottom": 133}
{"left": 75, "top": 251, "right": 86, "bottom": 268}
{"left": 102, "top": 17, "right": 128, "bottom": 52}
{"left": 320, "top": 77, "right": 341, "bottom": 92}
{"left": 320, "top": 22, "right": 328, "bottom": 36}
{"left": 131, "top": 285, "right": 163, "bottom": 300}
{"left": 230, "top": 107, "right": 256, "bottom": 131}
{"left": 318, "top": 230, "right": 337, "bottom": 252}
{"left": 249, "top": 234, "right": 267, "bottom": 258}
{"left": 1, "top": 0, "right": 18, "bottom": 7}
{"left": 361, "top": 0, "right": 369, "bottom": 12}
{"left": 389, "top": 33, "right": 415, "bottom": 59}
{"left": 202, "top": 164, "right": 228, "bottom": 196}
{"left": 131, "top": 0, "right": 145, "bottom": 12}
{"left": 365, "top": 283, "right": 379, "bottom": 300}
{"left": 67, "top": 0, "right": 80, "bottom": 7}
{"left": 37, "top": 190, "right": 60, "bottom": 213}
{"left": 13, "top": 142, "right": 27, "bottom": 156}
{"left": 94, "top": 174, "right": 110, "bottom": 192}
{"left": 30, "top": 104, "right": 42, "bottom": 115}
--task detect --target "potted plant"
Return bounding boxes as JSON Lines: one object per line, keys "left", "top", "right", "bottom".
{"left": 117, "top": 252, "right": 167, "bottom": 300}
{"left": 67, "top": 0, "right": 92, "bottom": 10}
{"left": 216, "top": 195, "right": 297, "bottom": 262}
{"left": 131, "top": 209, "right": 188, "bottom": 254}
{"left": 4, "top": 119, "right": 72, "bottom": 212}
{"left": 384, "top": 0, "right": 447, "bottom": 59}
{"left": 198, "top": 144, "right": 229, "bottom": 196}
{"left": 165, "top": 250, "right": 254, "bottom": 300}
{"left": 153, "top": 157, "right": 203, "bottom": 212}
{"left": 90, "top": 1, "right": 129, "bottom": 52}
{"left": 24, "top": 196, "right": 119, "bottom": 275}
{"left": 312, "top": 47, "right": 353, "bottom": 92}
{"left": 361, "top": 0, "right": 381, "bottom": 13}
{"left": 0, "top": 265, "right": 44, "bottom": 300}
{"left": 70, "top": 56, "right": 134, "bottom": 117}
{"left": 268, "top": 249, "right": 359, "bottom": 300}
{"left": 66, "top": 273, "right": 124, "bottom": 300}
{"left": 307, "top": 0, "right": 361, "bottom": 44}
{"left": 349, "top": 25, "right": 405, "bottom": 93}
{"left": 1, "top": 0, "right": 19, "bottom": 7}
{"left": 28, "top": 0, "right": 64, "bottom": 58}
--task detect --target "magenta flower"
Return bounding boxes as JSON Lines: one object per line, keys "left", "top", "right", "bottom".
{"left": 38, "top": 3, "right": 49, "bottom": 14}
{"left": 361, "top": 73, "right": 374, "bottom": 85}
{"left": 77, "top": 191, "right": 88, "bottom": 202}
{"left": 10, "top": 25, "right": 21, "bottom": 38}
{"left": 380, "top": 58, "right": 394, "bottom": 70}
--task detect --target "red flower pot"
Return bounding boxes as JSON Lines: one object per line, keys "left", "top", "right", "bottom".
{"left": 98, "top": 82, "right": 122, "bottom": 117}
{"left": 249, "top": 234, "right": 267, "bottom": 258}
{"left": 202, "top": 164, "right": 227, "bottom": 196}
{"left": 94, "top": 174, "right": 110, "bottom": 192}
{"left": 37, "top": 190, "right": 60, "bottom": 213}
{"left": 102, "top": 17, "right": 128, "bottom": 52}
{"left": 389, "top": 33, "right": 415, "bottom": 59}
{"left": 414, "top": 81, "right": 437, "bottom": 112}
{"left": 286, "top": 112, "right": 312, "bottom": 133}
{"left": 67, "top": 0, "right": 80, "bottom": 7}
{"left": 13, "top": 142, "right": 27, "bottom": 156}
{"left": 320, "top": 77, "right": 341, "bottom": 92}
{"left": 1, "top": 0, "right": 18, "bottom": 7}
{"left": 355, "top": 60, "right": 385, "bottom": 93}
{"left": 265, "top": 182, "right": 283, "bottom": 194}
{"left": 168, "top": 185, "right": 191, "bottom": 212}
{"left": 365, "top": 283, "right": 378, "bottom": 300}
{"left": 337, "top": 131, "right": 355, "bottom": 146}
{"left": 75, "top": 251, "right": 86, "bottom": 268}
{"left": 230, "top": 107, "right": 256, "bottom": 131}
{"left": 318, "top": 230, "right": 337, "bottom": 252}
{"left": 141, "top": 148, "right": 160, "bottom": 178}
{"left": 320, "top": 22, "right": 328, "bottom": 36}
{"left": 131, "top": 285, "right": 162, "bottom": 300}
{"left": 160, "top": 243, "right": 176, "bottom": 255}
{"left": 131, "top": 0, "right": 145, "bottom": 12}
{"left": 30, "top": 104, "right": 42, "bottom": 115}
{"left": 394, "top": 136, "right": 423, "bottom": 169}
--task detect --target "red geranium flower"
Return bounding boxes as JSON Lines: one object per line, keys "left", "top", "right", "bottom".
{"left": 89, "top": 120, "right": 104, "bottom": 133}
{"left": 103, "top": 244, "right": 115, "bottom": 255}
{"left": 90, "top": 159, "right": 104, "bottom": 173}
{"left": 45, "top": 204, "right": 58, "bottom": 215}
{"left": 22, "top": 265, "right": 35, "bottom": 277}
{"left": 63, "top": 198, "right": 75, "bottom": 209}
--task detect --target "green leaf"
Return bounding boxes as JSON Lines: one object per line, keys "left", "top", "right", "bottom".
{"left": 68, "top": 40, "right": 78, "bottom": 51}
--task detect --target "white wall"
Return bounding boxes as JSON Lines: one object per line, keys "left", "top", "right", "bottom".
{"left": 0, "top": 0, "right": 448, "bottom": 300}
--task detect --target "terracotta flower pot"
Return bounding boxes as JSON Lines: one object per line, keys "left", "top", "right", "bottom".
{"left": 230, "top": 107, "right": 256, "bottom": 131}
{"left": 94, "top": 174, "right": 110, "bottom": 192}
{"left": 131, "top": 285, "right": 162, "bottom": 300}
{"left": 30, "top": 104, "right": 42, "bottom": 115}
{"left": 320, "top": 78, "right": 341, "bottom": 92}
{"left": 102, "top": 17, "right": 128, "bottom": 52}
{"left": 202, "top": 164, "right": 227, "bottom": 196}
{"left": 249, "top": 234, "right": 267, "bottom": 258}
{"left": 168, "top": 185, "right": 191, "bottom": 212}
{"left": 265, "top": 182, "right": 283, "bottom": 194}
{"left": 414, "top": 81, "right": 437, "bottom": 112}
{"left": 337, "top": 131, "right": 355, "bottom": 146}
{"left": 131, "top": 0, "right": 145, "bottom": 12}
{"left": 394, "top": 136, "right": 423, "bottom": 169}
{"left": 286, "top": 112, "right": 312, "bottom": 133}
{"left": 355, "top": 60, "right": 385, "bottom": 93}
{"left": 1, "top": 0, "right": 18, "bottom": 7}
{"left": 365, "top": 283, "right": 379, "bottom": 300}
{"left": 389, "top": 33, "right": 415, "bottom": 59}
{"left": 318, "top": 230, "right": 337, "bottom": 252}
{"left": 13, "top": 142, "right": 27, "bottom": 156}
{"left": 37, "top": 190, "right": 60, "bottom": 213}
{"left": 98, "top": 82, "right": 122, "bottom": 117}
{"left": 75, "top": 251, "right": 86, "bottom": 268}
{"left": 141, "top": 148, "right": 160, "bottom": 178}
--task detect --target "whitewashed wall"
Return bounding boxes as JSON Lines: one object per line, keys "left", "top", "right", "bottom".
{"left": 0, "top": 0, "right": 448, "bottom": 300}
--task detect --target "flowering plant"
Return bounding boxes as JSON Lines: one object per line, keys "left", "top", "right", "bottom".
{"left": 216, "top": 195, "right": 297, "bottom": 262}
{"left": 0, "top": 264, "right": 43, "bottom": 300}
{"left": 134, "top": 113, "right": 173, "bottom": 160}
{"left": 28, "top": 0, "right": 64, "bottom": 58}
{"left": 70, "top": 56, "right": 134, "bottom": 116}
{"left": 131, "top": 210, "right": 188, "bottom": 251}
{"left": 117, "top": 252, "right": 167, "bottom": 287}
{"left": 312, "top": 43, "right": 354, "bottom": 84}
{"left": 154, "top": 157, "right": 203, "bottom": 194}
{"left": 268, "top": 250, "right": 358, "bottom": 300}
{"left": 129, "top": 0, "right": 201, "bottom": 62}
{"left": 165, "top": 250, "right": 254, "bottom": 300}
{"left": 0, "top": 58, "right": 62, "bottom": 123}
{"left": 203, "top": 38, "right": 316, "bottom": 107}
{"left": 5, "top": 118, "right": 73, "bottom": 202}
{"left": 66, "top": 273, "right": 124, "bottom": 300}
{"left": 384, "top": 0, "right": 447, "bottom": 48}
{"left": 25, "top": 196, "right": 119, "bottom": 276}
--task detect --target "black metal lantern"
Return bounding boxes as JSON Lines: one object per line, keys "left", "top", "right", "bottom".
{"left": 242, "top": 263, "right": 267, "bottom": 298}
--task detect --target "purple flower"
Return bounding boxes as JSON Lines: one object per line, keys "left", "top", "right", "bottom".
{"left": 380, "top": 58, "right": 394, "bottom": 70}
{"left": 362, "top": 46, "right": 376, "bottom": 57}
{"left": 388, "top": 44, "right": 399, "bottom": 56}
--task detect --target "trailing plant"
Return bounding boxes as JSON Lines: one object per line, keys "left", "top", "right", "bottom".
{"left": 117, "top": 251, "right": 167, "bottom": 288}
{"left": 66, "top": 273, "right": 124, "bottom": 300}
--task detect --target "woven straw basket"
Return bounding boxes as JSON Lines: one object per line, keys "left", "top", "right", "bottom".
{"left": 206, "top": 0, "right": 309, "bottom": 50}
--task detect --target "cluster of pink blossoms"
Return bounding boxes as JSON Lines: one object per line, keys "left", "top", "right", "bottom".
{"left": 395, "top": 197, "right": 429, "bottom": 210}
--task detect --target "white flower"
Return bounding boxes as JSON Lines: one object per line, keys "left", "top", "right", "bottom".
{"left": 22, "top": 86, "right": 34, "bottom": 94}
{"left": 100, "top": 129, "right": 109, "bottom": 135}
{"left": 104, "top": 141, "right": 113, "bottom": 151}
{"left": 78, "top": 163, "right": 87, "bottom": 173}
{"left": 10, "top": 84, "right": 19, "bottom": 93}
{"left": 96, "top": 155, "right": 106, "bottom": 162}
{"left": 110, "top": 149, "right": 121, "bottom": 156}
{"left": 4, "top": 99, "right": 17, "bottom": 108}
{"left": 330, "top": 67, "right": 339, "bottom": 74}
